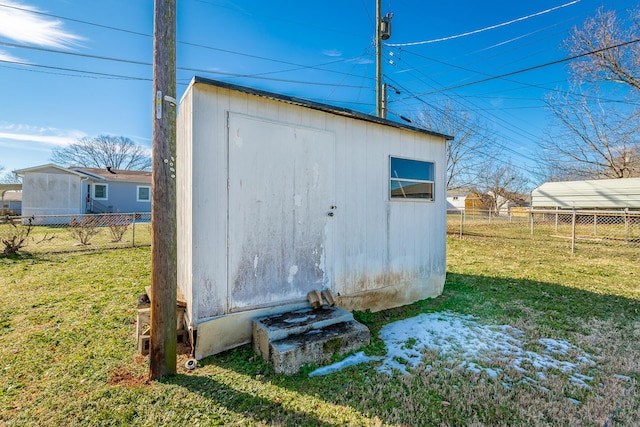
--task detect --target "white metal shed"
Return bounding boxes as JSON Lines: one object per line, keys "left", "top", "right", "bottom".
{"left": 177, "top": 77, "right": 452, "bottom": 359}
{"left": 531, "top": 178, "right": 640, "bottom": 209}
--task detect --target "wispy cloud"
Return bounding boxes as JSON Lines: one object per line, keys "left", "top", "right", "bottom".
{"left": 0, "top": 49, "right": 22, "bottom": 62}
{"left": 347, "top": 57, "right": 373, "bottom": 65}
{"left": 0, "top": 123, "right": 85, "bottom": 147}
{"left": 0, "top": 1, "right": 84, "bottom": 60}
{"left": 322, "top": 49, "right": 343, "bottom": 57}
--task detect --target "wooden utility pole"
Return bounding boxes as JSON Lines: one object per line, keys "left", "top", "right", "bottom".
{"left": 149, "top": 0, "right": 177, "bottom": 380}
{"left": 375, "top": 0, "right": 383, "bottom": 118}
{"left": 375, "top": 0, "right": 392, "bottom": 118}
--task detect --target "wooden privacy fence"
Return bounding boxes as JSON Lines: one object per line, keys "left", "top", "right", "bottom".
{"left": 447, "top": 208, "right": 640, "bottom": 254}
{"left": 0, "top": 212, "right": 152, "bottom": 255}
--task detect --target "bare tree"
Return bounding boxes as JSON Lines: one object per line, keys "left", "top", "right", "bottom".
{"left": 543, "top": 7, "right": 640, "bottom": 180}
{"left": 566, "top": 7, "right": 639, "bottom": 91}
{"left": 544, "top": 89, "right": 640, "bottom": 179}
{"left": 476, "top": 161, "right": 530, "bottom": 214}
{"left": 51, "top": 135, "right": 151, "bottom": 171}
{"left": 0, "top": 166, "right": 21, "bottom": 184}
{"left": 414, "top": 101, "right": 496, "bottom": 190}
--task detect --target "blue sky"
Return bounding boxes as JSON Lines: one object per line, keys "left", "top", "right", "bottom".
{"left": 0, "top": 0, "right": 636, "bottom": 180}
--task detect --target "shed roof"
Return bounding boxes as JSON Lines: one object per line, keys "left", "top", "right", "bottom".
{"left": 190, "top": 76, "right": 454, "bottom": 141}
{"left": 531, "top": 177, "right": 640, "bottom": 209}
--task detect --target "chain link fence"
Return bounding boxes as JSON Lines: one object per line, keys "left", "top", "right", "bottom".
{"left": 1, "top": 212, "right": 151, "bottom": 255}
{"left": 447, "top": 208, "right": 640, "bottom": 254}
{"left": 5, "top": 208, "right": 638, "bottom": 256}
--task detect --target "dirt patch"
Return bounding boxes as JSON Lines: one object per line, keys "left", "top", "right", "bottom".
{"left": 106, "top": 366, "right": 149, "bottom": 387}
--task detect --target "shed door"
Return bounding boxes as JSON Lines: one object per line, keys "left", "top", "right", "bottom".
{"left": 227, "top": 114, "right": 335, "bottom": 311}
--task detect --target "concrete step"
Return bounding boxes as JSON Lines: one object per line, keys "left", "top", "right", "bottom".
{"left": 252, "top": 306, "right": 355, "bottom": 360}
{"left": 252, "top": 306, "right": 370, "bottom": 375}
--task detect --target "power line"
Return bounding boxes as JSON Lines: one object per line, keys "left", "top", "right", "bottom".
{"left": 0, "top": 42, "right": 372, "bottom": 89}
{"left": 383, "top": 50, "right": 546, "bottom": 149}
{"left": 398, "top": 38, "right": 640, "bottom": 99}
{"left": 382, "top": 75, "right": 541, "bottom": 172}
{"left": 0, "top": 58, "right": 152, "bottom": 81}
{"left": 0, "top": 2, "right": 150, "bottom": 38}
{"left": 0, "top": 41, "right": 151, "bottom": 67}
{"left": 385, "top": 0, "right": 581, "bottom": 47}
{"left": 0, "top": 2, "right": 373, "bottom": 83}
{"left": 394, "top": 47, "right": 638, "bottom": 106}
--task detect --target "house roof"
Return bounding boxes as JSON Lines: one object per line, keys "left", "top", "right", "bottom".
{"left": 71, "top": 167, "right": 152, "bottom": 183}
{"left": 189, "top": 76, "right": 454, "bottom": 141}
{"left": 14, "top": 163, "right": 87, "bottom": 177}
{"left": 446, "top": 188, "right": 477, "bottom": 197}
{"left": 14, "top": 164, "right": 152, "bottom": 184}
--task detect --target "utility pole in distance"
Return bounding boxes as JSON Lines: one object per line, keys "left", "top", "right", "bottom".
{"left": 376, "top": 0, "right": 392, "bottom": 118}
{"left": 149, "top": 0, "right": 177, "bottom": 380}
{"left": 375, "top": 0, "right": 383, "bottom": 118}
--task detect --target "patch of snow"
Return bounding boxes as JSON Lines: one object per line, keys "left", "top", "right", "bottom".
{"left": 309, "top": 311, "right": 601, "bottom": 392}
{"left": 570, "top": 373, "right": 594, "bottom": 388}
{"left": 308, "top": 352, "right": 382, "bottom": 377}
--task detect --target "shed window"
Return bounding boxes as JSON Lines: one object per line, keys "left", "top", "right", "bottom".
{"left": 137, "top": 186, "right": 150, "bottom": 202}
{"left": 390, "top": 157, "right": 434, "bottom": 200}
{"left": 93, "top": 184, "right": 108, "bottom": 200}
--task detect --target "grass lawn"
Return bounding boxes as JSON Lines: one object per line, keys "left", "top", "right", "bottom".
{"left": 1, "top": 233, "right": 638, "bottom": 426}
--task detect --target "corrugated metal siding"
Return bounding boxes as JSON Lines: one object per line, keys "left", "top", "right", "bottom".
{"left": 177, "top": 86, "right": 195, "bottom": 326}
{"left": 532, "top": 178, "right": 640, "bottom": 208}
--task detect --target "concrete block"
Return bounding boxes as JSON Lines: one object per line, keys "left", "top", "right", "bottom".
{"left": 269, "top": 320, "right": 370, "bottom": 375}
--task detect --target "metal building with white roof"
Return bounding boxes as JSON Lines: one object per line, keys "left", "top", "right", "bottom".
{"left": 531, "top": 178, "right": 640, "bottom": 209}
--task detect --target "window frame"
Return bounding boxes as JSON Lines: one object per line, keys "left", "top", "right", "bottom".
{"left": 137, "top": 185, "right": 151, "bottom": 202}
{"left": 389, "top": 156, "right": 435, "bottom": 201}
{"left": 93, "top": 183, "right": 108, "bottom": 200}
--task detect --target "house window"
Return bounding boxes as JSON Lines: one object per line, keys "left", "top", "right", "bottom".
{"left": 390, "top": 157, "right": 434, "bottom": 200}
{"left": 137, "top": 186, "right": 151, "bottom": 202}
{"left": 93, "top": 184, "right": 108, "bottom": 200}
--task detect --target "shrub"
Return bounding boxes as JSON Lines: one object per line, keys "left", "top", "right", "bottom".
{"left": 69, "top": 216, "right": 103, "bottom": 245}
{"left": 108, "top": 215, "right": 131, "bottom": 243}
{"left": 1, "top": 216, "right": 34, "bottom": 255}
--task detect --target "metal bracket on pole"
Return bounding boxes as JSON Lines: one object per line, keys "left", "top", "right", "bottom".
{"left": 156, "top": 92, "right": 177, "bottom": 120}
{"left": 156, "top": 90, "right": 163, "bottom": 119}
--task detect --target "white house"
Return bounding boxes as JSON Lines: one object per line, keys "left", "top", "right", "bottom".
{"left": 14, "top": 164, "right": 152, "bottom": 222}
{"left": 531, "top": 177, "right": 640, "bottom": 209}
{"left": 177, "top": 77, "right": 452, "bottom": 359}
